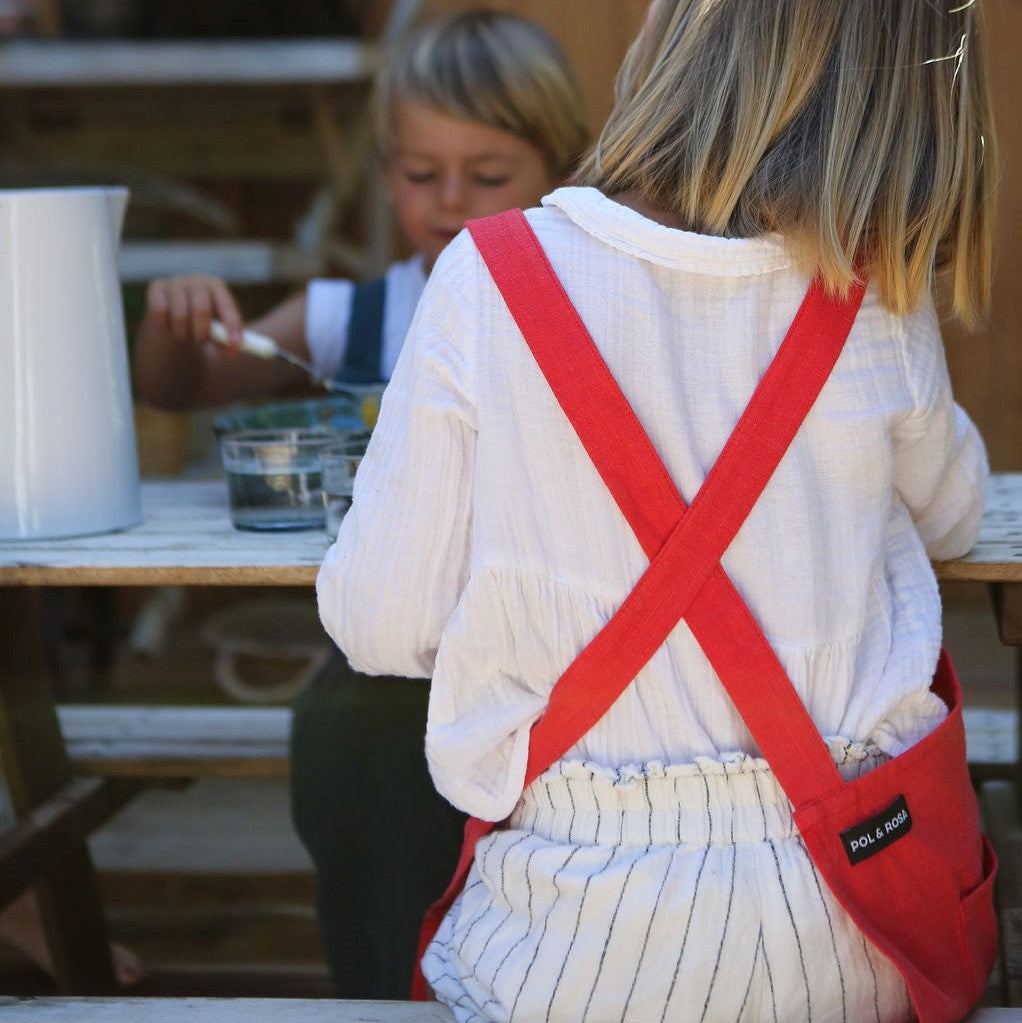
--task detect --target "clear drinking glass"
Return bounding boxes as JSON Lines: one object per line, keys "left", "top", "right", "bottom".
{"left": 321, "top": 433, "right": 371, "bottom": 543}
{"left": 218, "top": 428, "right": 338, "bottom": 531}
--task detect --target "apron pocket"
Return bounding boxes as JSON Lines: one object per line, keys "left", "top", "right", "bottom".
{"left": 959, "top": 834, "right": 999, "bottom": 1001}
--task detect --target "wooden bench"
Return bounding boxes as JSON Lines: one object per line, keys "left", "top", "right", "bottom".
{"left": 0, "top": 997, "right": 1015, "bottom": 1021}
{"left": 58, "top": 705, "right": 290, "bottom": 780}
{"left": 0, "top": 999, "right": 455, "bottom": 1021}
{"left": 55, "top": 702, "right": 1018, "bottom": 783}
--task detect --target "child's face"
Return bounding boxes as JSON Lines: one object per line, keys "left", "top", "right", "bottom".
{"left": 385, "top": 99, "right": 556, "bottom": 272}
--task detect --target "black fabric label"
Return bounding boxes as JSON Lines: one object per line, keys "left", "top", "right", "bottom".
{"left": 840, "top": 794, "right": 912, "bottom": 865}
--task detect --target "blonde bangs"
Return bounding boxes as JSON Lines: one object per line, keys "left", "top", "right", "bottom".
{"left": 577, "top": 0, "right": 997, "bottom": 325}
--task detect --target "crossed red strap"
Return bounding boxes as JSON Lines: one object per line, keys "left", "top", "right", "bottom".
{"left": 411, "top": 208, "right": 865, "bottom": 998}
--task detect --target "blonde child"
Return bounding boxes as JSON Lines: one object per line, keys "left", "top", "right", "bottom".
{"left": 132, "top": 10, "right": 586, "bottom": 1000}
{"left": 133, "top": 11, "right": 586, "bottom": 405}
{"left": 318, "top": 2, "right": 997, "bottom": 1020}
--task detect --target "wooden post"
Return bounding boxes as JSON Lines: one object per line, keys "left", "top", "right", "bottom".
{"left": 0, "top": 588, "right": 117, "bottom": 993}
{"left": 29, "top": 0, "right": 60, "bottom": 36}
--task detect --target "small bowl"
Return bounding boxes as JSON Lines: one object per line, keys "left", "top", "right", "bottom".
{"left": 212, "top": 389, "right": 384, "bottom": 437}
{"left": 219, "top": 427, "right": 340, "bottom": 531}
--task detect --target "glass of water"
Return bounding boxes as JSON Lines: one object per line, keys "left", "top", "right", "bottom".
{"left": 218, "top": 428, "right": 338, "bottom": 531}
{"left": 321, "top": 433, "right": 371, "bottom": 543}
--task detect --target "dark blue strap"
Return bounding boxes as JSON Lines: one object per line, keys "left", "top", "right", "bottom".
{"left": 334, "top": 276, "right": 387, "bottom": 384}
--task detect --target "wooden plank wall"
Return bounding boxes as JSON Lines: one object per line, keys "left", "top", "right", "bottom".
{"left": 943, "top": 0, "right": 1022, "bottom": 472}
{"left": 424, "top": 0, "right": 1022, "bottom": 471}
{"left": 418, "top": 0, "right": 648, "bottom": 132}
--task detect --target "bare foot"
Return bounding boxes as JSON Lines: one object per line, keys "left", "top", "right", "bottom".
{"left": 0, "top": 890, "right": 146, "bottom": 987}
{"left": 109, "top": 942, "right": 146, "bottom": 987}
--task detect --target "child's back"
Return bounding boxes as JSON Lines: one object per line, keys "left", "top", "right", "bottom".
{"left": 318, "top": 2, "right": 998, "bottom": 1020}
{"left": 331, "top": 195, "right": 984, "bottom": 812}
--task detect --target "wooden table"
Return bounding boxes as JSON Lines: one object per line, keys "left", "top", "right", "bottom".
{"left": 0, "top": 479, "right": 325, "bottom": 587}
{"left": 1, "top": 475, "right": 1021, "bottom": 994}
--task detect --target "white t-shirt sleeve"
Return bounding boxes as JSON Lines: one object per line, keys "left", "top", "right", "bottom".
{"left": 380, "top": 254, "right": 428, "bottom": 379}
{"left": 305, "top": 254, "right": 428, "bottom": 383}
{"left": 305, "top": 278, "right": 355, "bottom": 381}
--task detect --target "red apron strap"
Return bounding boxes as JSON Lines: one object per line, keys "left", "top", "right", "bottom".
{"left": 468, "top": 209, "right": 864, "bottom": 806}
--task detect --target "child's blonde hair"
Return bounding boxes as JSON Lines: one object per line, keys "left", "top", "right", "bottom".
{"left": 374, "top": 10, "right": 588, "bottom": 180}
{"left": 577, "top": 1, "right": 997, "bottom": 325}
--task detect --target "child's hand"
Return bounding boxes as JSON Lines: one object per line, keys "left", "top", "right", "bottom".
{"left": 144, "top": 274, "right": 244, "bottom": 349}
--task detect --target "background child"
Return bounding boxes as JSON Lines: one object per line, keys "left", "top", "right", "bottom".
{"left": 133, "top": 10, "right": 586, "bottom": 405}
{"left": 317, "top": 1, "right": 996, "bottom": 1020}
{"left": 132, "top": 9, "right": 587, "bottom": 999}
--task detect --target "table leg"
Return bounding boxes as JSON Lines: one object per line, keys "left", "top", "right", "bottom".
{"left": 985, "top": 582, "right": 1022, "bottom": 1005}
{"left": 0, "top": 587, "right": 117, "bottom": 993}
{"left": 989, "top": 583, "right": 1022, "bottom": 808}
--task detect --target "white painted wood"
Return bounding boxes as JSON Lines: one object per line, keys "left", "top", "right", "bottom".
{"left": 0, "top": 480, "right": 327, "bottom": 585}
{"left": 57, "top": 705, "right": 290, "bottom": 778}
{"left": 0, "top": 998, "right": 1011, "bottom": 1023}
{"left": 58, "top": 705, "right": 290, "bottom": 762}
{"left": 0, "top": 998, "right": 455, "bottom": 1021}
{"left": 119, "top": 241, "right": 324, "bottom": 285}
{"left": 0, "top": 40, "right": 380, "bottom": 88}
{"left": 54, "top": 701, "right": 1017, "bottom": 768}
{"left": 87, "top": 778, "right": 312, "bottom": 874}
{"left": 0, "top": 997, "right": 1017, "bottom": 1021}
{"left": 59, "top": 705, "right": 290, "bottom": 746}
{"left": 965, "top": 706, "right": 1018, "bottom": 765}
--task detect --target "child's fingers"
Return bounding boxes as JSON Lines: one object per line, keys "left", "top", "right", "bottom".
{"left": 166, "top": 281, "right": 195, "bottom": 343}
{"left": 207, "top": 279, "right": 245, "bottom": 345}
{"left": 145, "top": 279, "right": 170, "bottom": 330}
{"left": 185, "top": 279, "right": 215, "bottom": 345}
{"left": 146, "top": 275, "right": 241, "bottom": 350}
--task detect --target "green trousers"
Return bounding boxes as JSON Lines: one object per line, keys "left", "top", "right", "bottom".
{"left": 289, "top": 654, "right": 465, "bottom": 998}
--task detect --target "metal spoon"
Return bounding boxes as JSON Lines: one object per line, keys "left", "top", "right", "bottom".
{"left": 209, "top": 320, "right": 344, "bottom": 393}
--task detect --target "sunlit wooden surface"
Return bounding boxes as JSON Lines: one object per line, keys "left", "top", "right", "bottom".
{"left": 1, "top": 474, "right": 1020, "bottom": 588}
{"left": 934, "top": 474, "right": 1022, "bottom": 583}
{"left": 0, "top": 480, "right": 328, "bottom": 586}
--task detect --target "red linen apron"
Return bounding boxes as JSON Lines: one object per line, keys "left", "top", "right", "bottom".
{"left": 412, "top": 209, "right": 998, "bottom": 1022}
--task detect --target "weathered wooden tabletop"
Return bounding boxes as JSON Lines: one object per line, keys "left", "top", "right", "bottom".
{"left": 1, "top": 474, "right": 1021, "bottom": 589}
{"left": 933, "top": 473, "right": 1022, "bottom": 583}
{"left": 0, "top": 480, "right": 328, "bottom": 586}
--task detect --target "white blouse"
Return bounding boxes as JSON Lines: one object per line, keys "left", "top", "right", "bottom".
{"left": 305, "top": 253, "right": 427, "bottom": 380}
{"left": 317, "top": 186, "right": 988, "bottom": 823}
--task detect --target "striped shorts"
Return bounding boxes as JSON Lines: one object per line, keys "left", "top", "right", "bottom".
{"left": 422, "top": 749, "right": 913, "bottom": 1023}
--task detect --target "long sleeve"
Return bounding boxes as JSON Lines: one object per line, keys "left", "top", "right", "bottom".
{"left": 892, "top": 299, "right": 988, "bottom": 561}
{"left": 316, "top": 259, "right": 476, "bottom": 678}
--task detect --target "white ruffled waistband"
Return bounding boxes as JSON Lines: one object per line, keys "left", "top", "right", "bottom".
{"left": 514, "top": 741, "right": 888, "bottom": 847}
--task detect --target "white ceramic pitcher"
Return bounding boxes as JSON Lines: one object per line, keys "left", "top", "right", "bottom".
{"left": 0, "top": 187, "right": 141, "bottom": 539}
